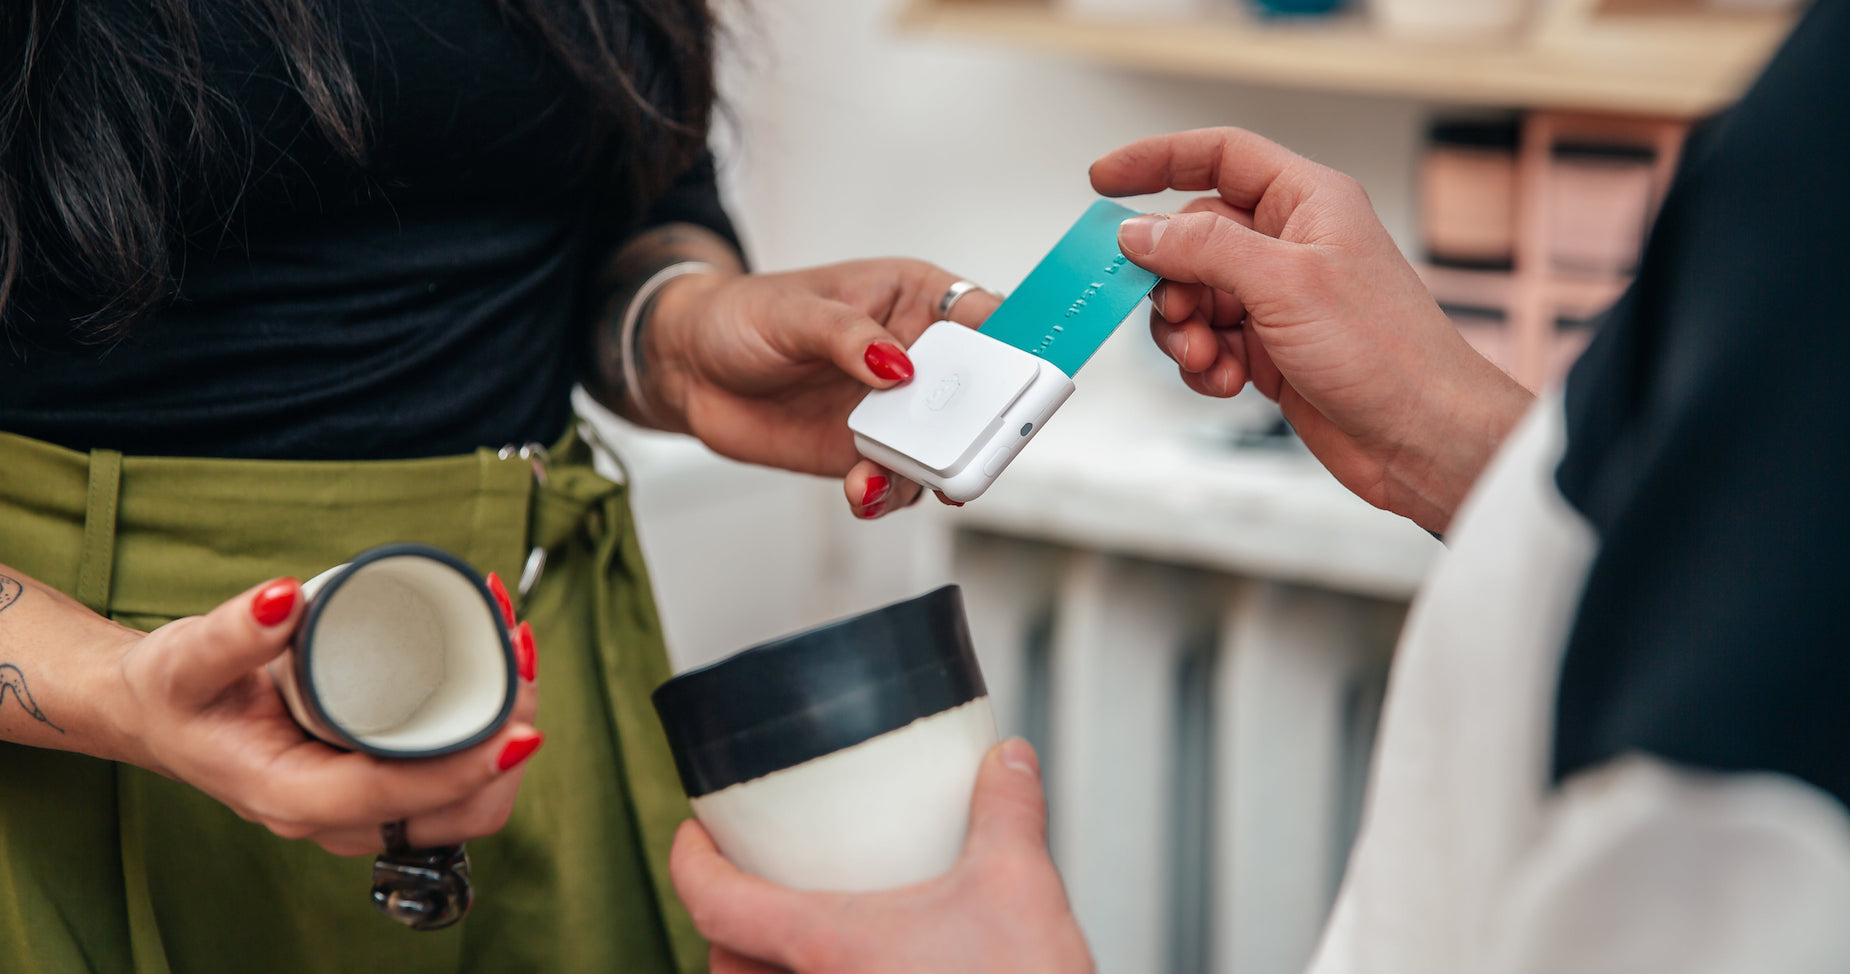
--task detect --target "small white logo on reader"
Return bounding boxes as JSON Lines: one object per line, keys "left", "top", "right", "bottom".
{"left": 925, "top": 373, "right": 963, "bottom": 411}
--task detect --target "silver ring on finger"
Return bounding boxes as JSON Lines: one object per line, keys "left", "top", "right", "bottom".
{"left": 937, "top": 279, "right": 995, "bottom": 321}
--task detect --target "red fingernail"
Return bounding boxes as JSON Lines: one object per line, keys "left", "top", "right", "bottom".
{"left": 251, "top": 578, "right": 299, "bottom": 628}
{"left": 861, "top": 475, "right": 891, "bottom": 508}
{"left": 497, "top": 732, "right": 545, "bottom": 772}
{"left": 865, "top": 342, "right": 914, "bottom": 382}
{"left": 860, "top": 501, "right": 887, "bottom": 520}
{"left": 515, "top": 621, "right": 537, "bottom": 682}
{"left": 486, "top": 571, "right": 516, "bottom": 628}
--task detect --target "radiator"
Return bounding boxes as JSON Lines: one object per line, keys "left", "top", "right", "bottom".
{"left": 953, "top": 532, "right": 1409, "bottom": 974}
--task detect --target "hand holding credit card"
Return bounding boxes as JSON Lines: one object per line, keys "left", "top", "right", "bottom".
{"left": 847, "top": 199, "right": 1160, "bottom": 502}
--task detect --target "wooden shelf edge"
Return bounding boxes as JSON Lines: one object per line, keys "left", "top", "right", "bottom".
{"left": 896, "top": 1, "right": 1794, "bottom": 117}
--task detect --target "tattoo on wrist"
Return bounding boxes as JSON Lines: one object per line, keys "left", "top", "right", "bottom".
{"left": 587, "top": 222, "right": 743, "bottom": 415}
{"left": 0, "top": 576, "right": 62, "bottom": 733}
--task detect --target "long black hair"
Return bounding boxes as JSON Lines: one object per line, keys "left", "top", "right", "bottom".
{"left": 0, "top": 0, "right": 716, "bottom": 339}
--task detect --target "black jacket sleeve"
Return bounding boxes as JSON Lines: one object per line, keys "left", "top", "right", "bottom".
{"left": 1551, "top": 0, "right": 1850, "bottom": 809}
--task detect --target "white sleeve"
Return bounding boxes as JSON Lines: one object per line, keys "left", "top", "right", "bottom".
{"left": 1481, "top": 754, "right": 1850, "bottom": 974}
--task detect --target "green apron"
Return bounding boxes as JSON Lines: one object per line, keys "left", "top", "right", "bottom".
{"left": 0, "top": 425, "right": 705, "bottom": 974}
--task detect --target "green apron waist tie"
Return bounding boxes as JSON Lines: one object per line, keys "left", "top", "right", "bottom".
{"left": 0, "top": 430, "right": 531, "bottom": 617}
{"left": 522, "top": 432, "right": 709, "bottom": 973}
{"left": 0, "top": 427, "right": 703, "bottom": 974}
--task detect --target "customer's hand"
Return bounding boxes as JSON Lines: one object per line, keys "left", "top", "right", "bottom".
{"left": 107, "top": 574, "right": 543, "bottom": 856}
{"left": 670, "top": 739, "right": 1093, "bottom": 974}
{"left": 639, "top": 259, "right": 1000, "bottom": 520}
{"left": 1091, "top": 127, "right": 1534, "bottom": 534}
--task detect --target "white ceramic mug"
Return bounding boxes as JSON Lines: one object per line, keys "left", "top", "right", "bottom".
{"left": 653, "top": 585, "right": 998, "bottom": 893}
{"left": 269, "top": 543, "right": 517, "bottom": 758}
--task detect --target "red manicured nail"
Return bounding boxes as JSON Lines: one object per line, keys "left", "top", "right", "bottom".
{"left": 497, "top": 732, "right": 545, "bottom": 772}
{"left": 515, "top": 621, "right": 537, "bottom": 682}
{"left": 860, "top": 501, "right": 887, "bottom": 520}
{"left": 251, "top": 578, "right": 299, "bottom": 628}
{"left": 864, "top": 342, "right": 914, "bottom": 382}
{"left": 486, "top": 572, "right": 516, "bottom": 628}
{"left": 861, "top": 475, "right": 891, "bottom": 508}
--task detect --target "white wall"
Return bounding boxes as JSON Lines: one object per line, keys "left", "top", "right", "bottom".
{"left": 714, "top": 0, "right": 1426, "bottom": 278}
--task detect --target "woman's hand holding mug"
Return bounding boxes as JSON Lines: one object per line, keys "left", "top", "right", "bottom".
{"left": 99, "top": 573, "right": 542, "bottom": 856}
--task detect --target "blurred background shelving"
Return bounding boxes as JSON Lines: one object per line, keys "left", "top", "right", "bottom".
{"left": 897, "top": 0, "right": 1797, "bottom": 116}
{"left": 1418, "top": 110, "right": 1688, "bottom": 389}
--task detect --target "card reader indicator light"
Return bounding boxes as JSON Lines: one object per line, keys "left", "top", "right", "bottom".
{"left": 1019, "top": 423, "right": 1033, "bottom": 436}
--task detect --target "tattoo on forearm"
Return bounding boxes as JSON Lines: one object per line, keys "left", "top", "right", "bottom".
{"left": 0, "top": 576, "right": 62, "bottom": 733}
{"left": 585, "top": 222, "right": 744, "bottom": 413}
{"left": 0, "top": 665, "right": 61, "bottom": 733}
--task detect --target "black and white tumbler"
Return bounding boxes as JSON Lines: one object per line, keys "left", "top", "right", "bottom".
{"left": 652, "top": 585, "right": 997, "bottom": 892}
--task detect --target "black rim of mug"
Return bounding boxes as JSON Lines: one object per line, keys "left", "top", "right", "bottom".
{"left": 652, "top": 584, "right": 987, "bottom": 797}
{"left": 294, "top": 542, "right": 519, "bottom": 759}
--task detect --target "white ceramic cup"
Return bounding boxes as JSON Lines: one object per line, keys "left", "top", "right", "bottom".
{"left": 269, "top": 543, "right": 517, "bottom": 758}
{"left": 653, "top": 585, "right": 998, "bottom": 892}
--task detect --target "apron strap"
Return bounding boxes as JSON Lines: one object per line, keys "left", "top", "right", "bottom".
{"left": 78, "top": 448, "right": 123, "bottom": 615}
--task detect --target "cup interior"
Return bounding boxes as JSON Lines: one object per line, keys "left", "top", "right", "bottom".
{"left": 304, "top": 551, "right": 513, "bottom": 755}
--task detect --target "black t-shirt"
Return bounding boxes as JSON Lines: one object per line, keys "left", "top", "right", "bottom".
{"left": 1552, "top": 0, "right": 1850, "bottom": 807}
{"left": 0, "top": 0, "right": 737, "bottom": 460}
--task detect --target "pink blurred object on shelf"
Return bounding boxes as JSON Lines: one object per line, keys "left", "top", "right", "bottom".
{"left": 1545, "top": 143, "right": 1657, "bottom": 276}
{"left": 1420, "top": 111, "right": 1686, "bottom": 392}
{"left": 1421, "top": 120, "right": 1520, "bottom": 270}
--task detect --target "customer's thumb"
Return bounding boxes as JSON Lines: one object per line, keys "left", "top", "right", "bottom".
{"left": 1118, "top": 210, "right": 1289, "bottom": 299}
{"left": 963, "top": 737, "right": 1050, "bottom": 862}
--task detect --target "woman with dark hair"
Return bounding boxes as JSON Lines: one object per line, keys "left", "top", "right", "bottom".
{"left": 0, "top": 2, "right": 987, "bottom": 971}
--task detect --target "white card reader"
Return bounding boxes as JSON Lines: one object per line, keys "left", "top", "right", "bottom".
{"left": 847, "top": 199, "right": 1159, "bottom": 504}
{"left": 848, "top": 321, "right": 1074, "bottom": 503}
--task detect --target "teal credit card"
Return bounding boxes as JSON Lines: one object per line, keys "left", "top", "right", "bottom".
{"left": 979, "top": 199, "right": 1160, "bottom": 377}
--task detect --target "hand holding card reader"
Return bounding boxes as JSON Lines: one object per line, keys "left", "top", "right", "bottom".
{"left": 848, "top": 199, "right": 1159, "bottom": 503}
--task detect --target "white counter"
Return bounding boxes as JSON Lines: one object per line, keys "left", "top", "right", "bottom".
{"left": 951, "top": 357, "right": 1442, "bottom": 601}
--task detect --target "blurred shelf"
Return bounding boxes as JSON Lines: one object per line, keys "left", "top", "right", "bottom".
{"left": 896, "top": 0, "right": 1798, "bottom": 116}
